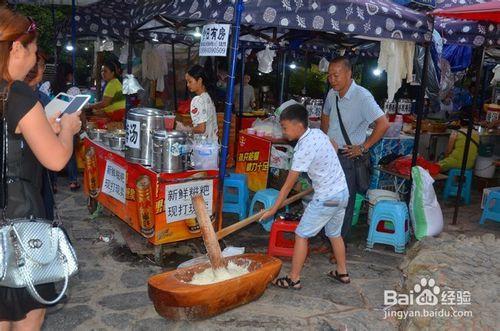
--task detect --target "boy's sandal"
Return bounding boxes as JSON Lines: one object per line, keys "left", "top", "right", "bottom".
{"left": 272, "top": 276, "right": 301, "bottom": 290}
{"left": 327, "top": 270, "right": 351, "bottom": 284}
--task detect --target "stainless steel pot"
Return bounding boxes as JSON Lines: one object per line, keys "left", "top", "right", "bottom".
{"left": 152, "top": 130, "right": 187, "bottom": 173}
{"left": 125, "top": 107, "right": 167, "bottom": 165}
{"left": 109, "top": 134, "right": 126, "bottom": 151}
{"left": 88, "top": 129, "right": 108, "bottom": 142}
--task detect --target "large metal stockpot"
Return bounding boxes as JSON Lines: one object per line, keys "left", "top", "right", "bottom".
{"left": 125, "top": 107, "right": 167, "bottom": 165}
{"left": 152, "top": 130, "right": 187, "bottom": 173}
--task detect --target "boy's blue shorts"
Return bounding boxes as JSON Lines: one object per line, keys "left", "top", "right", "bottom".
{"left": 296, "top": 188, "right": 349, "bottom": 239}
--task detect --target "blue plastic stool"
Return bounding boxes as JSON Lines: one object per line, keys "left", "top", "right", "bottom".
{"left": 249, "top": 188, "right": 284, "bottom": 232}
{"left": 443, "top": 169, "right": 473, "bottom": 205}
{"left": 480, "top": 190, "right": 500, "bottom": 224}
{"left": 367, "top": 200, "right": 410, "bottom": 253}
{"left": 222, "top": 173, "right": 249, "bottom": 220}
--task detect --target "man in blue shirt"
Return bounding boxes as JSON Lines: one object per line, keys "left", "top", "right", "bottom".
{"left": 321, "top": 57, "right": 389, "bottom": 247}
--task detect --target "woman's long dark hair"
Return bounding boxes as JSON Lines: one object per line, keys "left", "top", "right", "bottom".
{"left": 103, "top": 59, "right": 122, "bottom": 83}
{"left": 51, "top": 62, "right": 73, "bottom": 95}
{"left": 187, "top": 64, "right": 217, "bottom": 105}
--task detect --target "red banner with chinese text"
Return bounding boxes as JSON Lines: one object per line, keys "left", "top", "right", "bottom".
{"left": 235, "top": 132, "right": 271, "bottom": 191}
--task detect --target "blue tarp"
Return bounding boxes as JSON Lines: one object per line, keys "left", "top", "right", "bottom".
{"left": 442, "top": 44, "right": 473, "bottom": 72}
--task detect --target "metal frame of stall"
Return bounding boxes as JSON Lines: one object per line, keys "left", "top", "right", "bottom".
{"left": 54, "top": 0, "right": 440, "bottom": 230}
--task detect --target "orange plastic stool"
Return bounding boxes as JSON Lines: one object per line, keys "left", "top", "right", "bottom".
{"left": 267, "top": 218, "right": 300, "bottom": 258}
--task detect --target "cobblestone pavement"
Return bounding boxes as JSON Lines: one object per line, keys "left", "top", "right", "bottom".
{"left": 40, "top": 185, "right": 498, "bottom": 331}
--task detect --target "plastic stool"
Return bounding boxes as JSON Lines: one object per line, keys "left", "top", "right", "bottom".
{"left": 222, "top": 173, "right": 249, "bottom": 220}
{"left": 480, "top": 190, "right": 500, "bottom": 224}
{"left": 249, "top": 188, "right": 287, "bottom": 231}
{"left": 367, "top": 200, "right": 410, "bottom": 253}
{"left": 267, "top": 218, "right": 300, "bottom": 258}
{"left": 443, "top": 169, "right": 473, "bottom": 205}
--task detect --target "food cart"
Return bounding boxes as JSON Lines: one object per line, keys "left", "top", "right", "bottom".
{"left": 82, "top": 137, "right": 219, "bottom": 252}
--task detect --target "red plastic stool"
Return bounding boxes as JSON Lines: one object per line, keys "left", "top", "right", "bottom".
{"left": 267, "top": 218, "right": 300, "bottom": 258}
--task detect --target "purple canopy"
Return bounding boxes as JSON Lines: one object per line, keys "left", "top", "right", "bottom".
{"left": 132, "top": 0, "right": 433, "bottom": 43}
{"left": 57, "top": 0, "right": 133, "bottom": 41}
{"left": 397, "top": 0, "right": 500, "bottom": 46}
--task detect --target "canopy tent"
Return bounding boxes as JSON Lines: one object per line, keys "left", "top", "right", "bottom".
{"left": 432, "top": 1, "right": 500, "bottom": 23}
{"left": 393, "top": 0, "right": 500, "bottom": 46}
{"left": 8, "top": 0, "right": 98, "bottom": 4}
{"left": 132, "top": 0, "right": 433, "bottom": 43}
{"left": 55, "top": 0, "right": 133, "bottom": 41}
{"left": 434, "top": 18, "right": 498, "bottom": 46}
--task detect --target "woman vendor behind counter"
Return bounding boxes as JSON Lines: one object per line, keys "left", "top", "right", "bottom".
{"left": 87, "top": 60, "right": 125, "bottom": 121}
{"left": 184, "top": 65, "right": 218, "bottom": 142}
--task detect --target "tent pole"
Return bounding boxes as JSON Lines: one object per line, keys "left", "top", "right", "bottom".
{"left": 452, "top": 47, "right": 485, "bottom": 225}
{"left": 303, "top": 50, "right": 309, "bottom": 94}
{"left": 217, "top": 0, "right": 244, "bottom": 230}
{"left": 125, "top": 34, "right": 134, "bottom": 112}
{"left": 71, "top": 0, "right": 77, "bottom": 84}
{"left": 408, "top": 42, "right": 431, "bottom": 202}
{"left": 279, "top": 50, "right": 287, "bottom": 105}
{"left": 171, "top": 42, "right": 178, "bottom": 112}
{"left": 185, "top": 46, "right": 191, "bottom": 99}
{"left": 239, "top": 47, "right": 246, "bottom": 116}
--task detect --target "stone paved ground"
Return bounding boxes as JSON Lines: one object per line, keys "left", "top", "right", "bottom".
{"left": 40, "top": 184, "right": 499, "bottom": 331}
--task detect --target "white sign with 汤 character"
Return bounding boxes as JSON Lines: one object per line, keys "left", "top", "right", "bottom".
{"left": 199, "top": 24, "right": 230, "bottom": 57}
{"left": 125, "top": 119, "right": 140, "bottom": 149}
{"left": 165, "top": 180, "right": 214, "bottom": 223}
{"left": 102, "top": 160, "right": 126, "bottom": 203}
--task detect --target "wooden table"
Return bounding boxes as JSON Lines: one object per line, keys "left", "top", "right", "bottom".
{"left": 375, "top": 165, "right": 448, "bottom": 195}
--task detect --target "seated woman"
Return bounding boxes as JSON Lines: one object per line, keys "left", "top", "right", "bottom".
{"left": 88, "top": 60, "right": 125, "bottom": 122}
{"left": 438, "top": 117, "right": 479, "bottom": 172}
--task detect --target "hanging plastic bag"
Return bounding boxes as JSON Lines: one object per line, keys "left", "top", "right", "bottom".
{"left": 122, "top": 74, "right": 144, "bottom": 95}
{"left": 257, "top": 45, "right": 276, "bottom": 74}
{"left": 319, "top": 57, "right": 329, "bottom": 72}
{"left": 270, "top": 145, "right": 293, "bottom": 170}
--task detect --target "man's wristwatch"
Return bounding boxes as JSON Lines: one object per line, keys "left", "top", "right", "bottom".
{"left": 359, "top": 144, "right": 367, "bottom": 154}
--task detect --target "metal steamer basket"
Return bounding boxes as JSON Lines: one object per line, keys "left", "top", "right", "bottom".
{"left": 125, "top": 107, "right": 167, "bottom": 166}
{"left": 152, "top": 130, "right": 188, "bottom": 173}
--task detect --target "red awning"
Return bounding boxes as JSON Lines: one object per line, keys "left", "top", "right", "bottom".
{"left": 432, "top": 1, "right": 500, "bottom": 23}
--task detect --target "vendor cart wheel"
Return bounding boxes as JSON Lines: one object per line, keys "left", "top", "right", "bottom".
{"left": 87, "top": 197, "right": 98, "bottom": 214}
{"left": 154, "top": 245, "right": 164, "bottom": 265}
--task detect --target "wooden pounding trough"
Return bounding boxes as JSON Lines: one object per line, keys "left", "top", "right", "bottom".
{"left": 148, "top": 189, "right": 312, "bottom": 320}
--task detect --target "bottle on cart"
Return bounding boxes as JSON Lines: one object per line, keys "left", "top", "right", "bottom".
{"left": 84, "top": 147, "right": 100, "bottom": 198}
{"left": 136, "top": 175, "right": 155, "bottom": 238}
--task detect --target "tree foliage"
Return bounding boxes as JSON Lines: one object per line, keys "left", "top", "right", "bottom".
{"left": 10, "top": 4, "right": 68, "bottom": 59}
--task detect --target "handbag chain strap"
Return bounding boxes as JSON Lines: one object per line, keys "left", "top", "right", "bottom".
{"left": 1, "top": 83, "right": 9, "bottom": 226}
